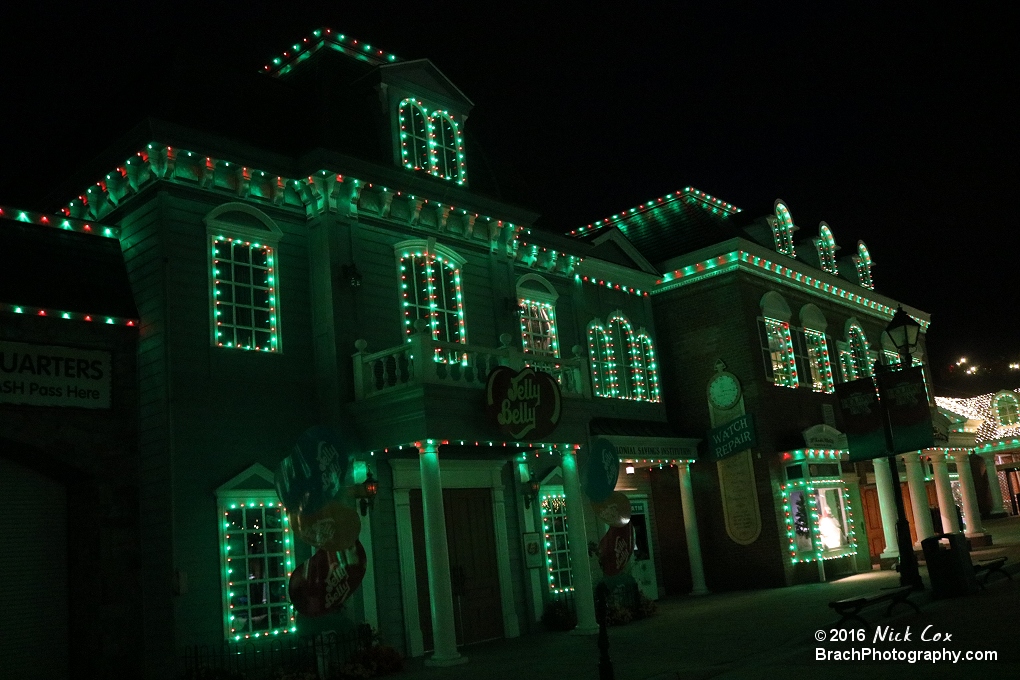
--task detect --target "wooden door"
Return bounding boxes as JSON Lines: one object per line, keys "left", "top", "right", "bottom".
{"left": 410, "top": 487, "right": 503, "bottom": 650}
{"left": 648, "top": 466, "right": 690, "bottom": 596}
{"left": 861, "top": 485, "right": 884, "bottom": 559}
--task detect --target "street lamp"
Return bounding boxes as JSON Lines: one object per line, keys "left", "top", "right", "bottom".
{"left": 881, "top": 306, "right": 924, "bottom": 590}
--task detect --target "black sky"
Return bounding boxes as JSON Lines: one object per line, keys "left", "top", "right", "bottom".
{"left": 0, "top": 3, "right": 1014, "bottom": 384}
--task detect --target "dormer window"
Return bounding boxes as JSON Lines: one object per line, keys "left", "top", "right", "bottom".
{"left": 816, "top": 222, "right": 839, "bottom": 275}
{"left": 397, "top": 99, "right": 466, "bottom": 184}
{"left": 772, "top": 201, "right": 797, "bottom": 257}
{"left": 854, "top": 241, "right": 874, "bottom": 289}
{"left": 994, "top": 392, "right": 1019, "bottom": 427}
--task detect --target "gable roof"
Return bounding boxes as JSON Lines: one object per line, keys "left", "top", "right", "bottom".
{"left": 565, "top": 186, "right": 745, "bottom": 266}
{"left": 262, "top": 28, "right": 400, "bottom": 78}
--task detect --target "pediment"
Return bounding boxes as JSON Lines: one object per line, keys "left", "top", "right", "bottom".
{"left": 380, "top": 59, "right": 473, "bottom": 112}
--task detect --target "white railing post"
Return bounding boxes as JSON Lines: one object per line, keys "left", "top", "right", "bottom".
{"left": 352, "top": 339, "right": 368, "bottom": 400}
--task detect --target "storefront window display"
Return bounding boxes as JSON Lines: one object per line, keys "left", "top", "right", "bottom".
{"left": 780, "top": 450, "right": 857, "bottom": 563}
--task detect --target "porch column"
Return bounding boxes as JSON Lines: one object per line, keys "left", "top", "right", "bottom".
{"left": 872, "top": 457, "right": 900, "bottom": 559}
{"left": 952, "top": 450, "right": 986, "bottom": 538}
{"left": 419, "top": 441, "right": 466, "bottom": 666}
{"left": 560, "top": 447, "right": 598, "bottom": 634}
{"left": 979, "top": 451, "right": 1007, "bottom": 516}
{"left": 901, "top": 452, "right": 935, "bottom": 545}
{"left": 929, "top": 451, "right": 961, "bottom": 533}
{"left": 677, "top": 462, "right": 708, "bottom": 594}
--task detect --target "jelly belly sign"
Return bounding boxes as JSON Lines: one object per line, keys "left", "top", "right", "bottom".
{"left": 0, "top": 340, "right": 111, "bottom": 408}
{"left": 485, "top": 366, "right": 561, "bottom": 440}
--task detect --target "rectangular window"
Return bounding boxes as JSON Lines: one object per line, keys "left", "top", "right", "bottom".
{"left": 219, "top": 499, "right": 295, "bottom": 641}
{"left": 399, "top": 254, "right": 466, "bottom": 362}
{"left": 838, "top": 346, "right": 857, "bottom": 383}
{"left": 212, "top": 237, "right": 278, "bottom": 351}
{"left": 519, "top": 300, "right": 559, "bottom": 358}
{"left": 540, "top": 493, "right": 572, "bottom": 594}
{"left": 759, "top": 318, "right": 798, "bottom": 388}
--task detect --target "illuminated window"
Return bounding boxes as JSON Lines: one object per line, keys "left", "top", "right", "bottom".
{"left": 396, "top": 99, "right": 467, "bottom": 184}
{"left": 397, "top": 100, "right": 430, "bottom": 171}
{"left": 794, "top": 329, "right": 834, "bottom": 393}
{"left": 587, "top": 313, "right": 661, "bottom": 402}
{"left": 517, "top": 274, "right": 559, "bottom": 358}
{"left": 206, "top": 205, "right": 283, "bottom": 352}
{"left": 847, "top": 323, "right": 872, "bottom": 378}
{"left": 396, "top": 241, "right": 467, "bottom": 357}
{"left": 994, "top": 392, "right": 1019, "bottom": 427}
{"left": 540, "top": 493, "right": 572, "bottom": 594}
{"left": 759, "top": 318, "right": 799, "bottom": 388}
{"left": 838, "top": 346, "right": 857, "bottom": 383}
{"left": 772, "top": 201, "right": 797, "bottom": 257}
{"left": 217, "top": 498, "right": 295, "bottom": 641}
{"left": 816, "top": 222, "right": 839, "bottom": 275}
{"left": 782, "top": 471, "right": 856, "bottom": 564}
{"left": 854, "top": 241, "right": 874, "bottom": 289}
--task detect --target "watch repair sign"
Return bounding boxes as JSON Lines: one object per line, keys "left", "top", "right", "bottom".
{"left": 0, "top": 340, "right": 111, "bottom": 408}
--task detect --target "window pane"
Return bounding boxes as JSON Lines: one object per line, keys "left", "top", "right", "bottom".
{"left": 232, "top": 243, "right": 250, "bottom": 263}
{"left": 211, "top": 238, "right": 280, "bottom": 352}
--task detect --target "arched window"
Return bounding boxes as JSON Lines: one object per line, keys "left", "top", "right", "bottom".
{"left": 772, "top": 201, "right": 798, "bottom": 257}
{"left": 432, "top": 112, "right": 463, "bottom": 182}
{"left": 794, "top": 304, "right": 833, "bottom": 393}
{"left": 994, "top": 392, "right": 1019, "bottom": 427}
{"left": 854, "top": 241, "right": 874, "bottom": 289}
{"left": 395, "top": 240, "right": 467, "bottom": 355}
{"left": 816, "top": 222, "right": 839, "bottom": 275}
{"left": 587, "top": 320, "right": 617, "bottom": 398}
{"left": 847, "top": 322, "right": 872, "bottom": 379}
{"left": 636, "top": 333, "right": 661, "bottom": 402}
{"left": 587, "top": 313, "right": 661, "bottom": 402}
{"left": 758, "top": 292, "right": 798, "bottom": 387}
{"left": 397, "top": 99, "right": 431, "bottom": 172}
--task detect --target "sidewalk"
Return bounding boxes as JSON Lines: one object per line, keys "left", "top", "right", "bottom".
{"left": 395, "top": 516, "right": 1020, "bottom": 679}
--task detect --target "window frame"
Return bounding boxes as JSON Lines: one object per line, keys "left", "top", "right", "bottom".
{"left": 772, "top": 201, "right": 797, "bottom": 257}
{"left": 759, "top": 317, "right": 799, "bottom": 388}
{"left": 516, "top": 274, "right": 560, "bottom": 359}
{"left": 205, "top": 205, "right": 284, "bottom": 353}
{"left": 215, "top": 492, "right": 296, "bottom": 642}
{"left": 994, "top": 392, "right": 1020, "bottom": 427}
{"left": 539, "top": 491, "right": 573, "bottom": 595}
{"left": 847, "top": 323, "right": 872, "bottom": 379}
{"left": 395, "top": 239, "right": 468, "bottom": 352}
{"left": 816, "top": 222, "right": 839, "bottom": 275}
{"left": 587, "top": 312, "right": 661, "bottom": 402}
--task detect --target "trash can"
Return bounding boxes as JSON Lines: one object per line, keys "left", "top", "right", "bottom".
{"left": 921, "top": 533, "right": 977, "bottom": 598}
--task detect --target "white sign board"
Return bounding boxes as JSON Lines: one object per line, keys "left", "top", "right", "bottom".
{"left": 0, "top": 340, "right": 112, "bottom": 408}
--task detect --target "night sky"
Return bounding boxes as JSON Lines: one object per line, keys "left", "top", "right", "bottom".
{"left": 0, "top": 5, "right": 1013, "bottom": 391}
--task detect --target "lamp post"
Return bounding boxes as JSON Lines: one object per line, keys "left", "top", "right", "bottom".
{"left": 881, "top": 307, "right": 924, "bottom": 590}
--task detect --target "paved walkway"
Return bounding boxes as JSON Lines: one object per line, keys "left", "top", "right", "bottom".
{"left": 396, "top": 516, "right": 1020, "bottom": 679}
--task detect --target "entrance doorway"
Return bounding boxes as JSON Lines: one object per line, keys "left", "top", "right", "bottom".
{"left": 410, "top": 488, "right": 503, "bottom": 650}
{"left": 648, "top": 466, "right": 690, "bottom": 596}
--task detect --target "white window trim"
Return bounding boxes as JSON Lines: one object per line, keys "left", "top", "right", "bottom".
{"left": 205, "top": 204, "right": 284, "bottom": 353}
{"left": 394, "top": 238, "right": 468, "bottom": 347}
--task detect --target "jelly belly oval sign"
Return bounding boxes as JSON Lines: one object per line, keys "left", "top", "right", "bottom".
{"left": 485, "top": 366, "right": 562, "bottom": 440}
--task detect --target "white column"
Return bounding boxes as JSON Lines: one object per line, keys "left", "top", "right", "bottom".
{"left": 560, "top": 448, "right": 598, "bottom": 634}
{"left": 953, "top": 450, "right": 986, "bottom": 538}
{"left": 979, "top": 451, "right": 1007, "bottom": 516}
{"left": 902, "top": 452, "right": 935, "bottom": 545}
{"left": 419, "top": 441, "right": 466, "bottom": 666}
{"left": 392, "top": 489, "right": 424, "bottom": 658}
{"left": 872, "top": 457, "right": 900, "bottom": 559}
{"left": 930, "top": 452, "right": 961, "bottom": 534}
{"left": 677, "top": 462, "right": 708, "bottom": 594}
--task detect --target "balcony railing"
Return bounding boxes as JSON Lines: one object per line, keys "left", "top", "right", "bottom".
{"left": 352, "top": 330, "right": 592, "bottom": 401}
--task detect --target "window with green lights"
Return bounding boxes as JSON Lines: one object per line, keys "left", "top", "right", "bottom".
{"left": 758, "top": 318, "right": 798, "bottom": 388}
{"left": 218, "top": 499, "right": 295, "bottom": 641}
{"left": 397, "top": 99, "right": 466, "bottom": 184}
{"left": 995, "top": 393, "right": 1019, "bottom": 427}
{"left": 540, "top": 493, "right": 573, "bottom": 594}
{"left": 586, "top": 313, "right": 661, "bottom": 402}
{"left": 793, "top": 328, "right": 834, "bottom": 393}
{"left": 211, "top": 236, "right": 278, "bottom": 351}
{"left": 397, "top": 243, "right": 467, "bottom": 361}
{"left": 781, "top": 471, "right": 856, "bottom": 564}
{"left": 847, "top": 324, "right": 872, "bottom": 378}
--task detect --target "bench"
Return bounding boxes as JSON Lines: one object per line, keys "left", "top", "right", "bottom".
{"left": 829, "top": 586, "right": 920, "bottom": 628}
{"left": 973, "top": 556, "right": 1011, "bottom": 587}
